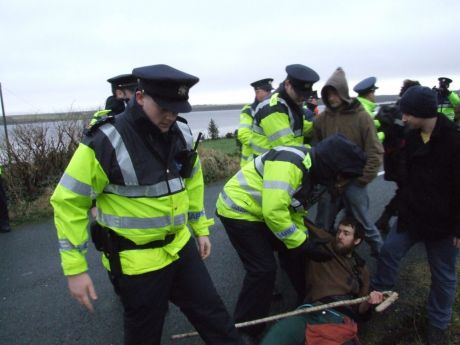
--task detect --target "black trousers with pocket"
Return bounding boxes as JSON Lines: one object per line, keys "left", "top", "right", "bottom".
{"left": 219, "top": 216, "right": 306, "bottom": 337}
{"left": 115, "top": 238, "right": 243, "bottom": 345}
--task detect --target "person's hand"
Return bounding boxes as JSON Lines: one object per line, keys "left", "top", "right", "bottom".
{"left": 367, "top": 291, "right": 384, "bottom": 305}
{"left": 359, "top": 290, "right": 384, "bottom": 314}
{"left": 290, "top": 237, "right": 333, "bottom": 262}
{"left": 67, "top": 272, "right": 97, "bottom": 312}
{"left": 197, "top": 236, "right": 211, "bottom": 259}
{"left": 453, "top": 237, "right": 460, "bottom": 249}
{"left": 304, "top": 237, "right": 333, "bottom": 262}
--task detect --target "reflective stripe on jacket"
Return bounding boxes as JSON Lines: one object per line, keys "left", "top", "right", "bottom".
{"left": 251, "top": 93, "right": 304, "bottom": 156}
{"left": 238, "top": 103, "right": 255, "bottom": 166}
{"left": 216, "top": 145, "right": 311, "bottom": 249}
{"left": 438, "top": 91, "right": 460, "bottom": 121}
{"left": 51, "top": 104, "right": 213, "bottom": 276}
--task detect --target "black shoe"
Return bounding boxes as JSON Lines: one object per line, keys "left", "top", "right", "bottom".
{"left": 427, "top": 324, "right": 447, "bottom": 345}
{"left": 0, "top": 225, "right": 11, "bottom": 233}
{"left": 375, "top": 211, "right": 391, "bottom": 234}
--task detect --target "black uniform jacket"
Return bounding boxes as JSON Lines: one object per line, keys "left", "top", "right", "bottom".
{"left": 85, "top": 100, "right": 191, "bottom": 188}
{"left": 398, "top": 114, "right": 460, "bottom": 240}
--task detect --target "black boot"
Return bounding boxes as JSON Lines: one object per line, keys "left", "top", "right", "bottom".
{"left": 427, "top": 324, "right": 447, "bottom": 345}
{"left": 375, "top": 210, "right": 391, "bottom": 234}
{"left": 0, "top": 223, "right": 11, "bottom": 233}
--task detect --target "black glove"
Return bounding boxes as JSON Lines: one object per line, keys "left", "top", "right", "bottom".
{"left": 289, "top": 237, "right": 333, "bottom": 262}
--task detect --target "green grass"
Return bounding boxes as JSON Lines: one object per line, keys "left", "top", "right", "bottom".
{"left": 201, "top": 137, "right": 240, "bottom": 155}
{"left": 359, "top": 259, "right": 460, "bottom": 344}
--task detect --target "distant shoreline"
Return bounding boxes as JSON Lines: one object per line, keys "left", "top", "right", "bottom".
{"left": 1, "top": 95, "right": 398, "bottom": 125}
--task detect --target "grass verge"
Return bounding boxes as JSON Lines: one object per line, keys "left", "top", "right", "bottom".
{"left": 359, "top": 259, "right": 460, "bottom": 344}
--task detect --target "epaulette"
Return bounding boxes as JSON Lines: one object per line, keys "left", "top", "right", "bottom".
{"left": 84, "top": 115, "right": 116, "bottom": 136}
{"left": 177, "top": 115, "right": 188, "bottom": 124}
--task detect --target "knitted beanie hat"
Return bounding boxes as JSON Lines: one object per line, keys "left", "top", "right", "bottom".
{"left": 399, "top": 85, "right": 438, "bottom": 118}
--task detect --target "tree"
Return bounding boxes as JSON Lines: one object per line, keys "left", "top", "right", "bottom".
{"left": 207, "top": 118, "right": 219, "bottom": 140}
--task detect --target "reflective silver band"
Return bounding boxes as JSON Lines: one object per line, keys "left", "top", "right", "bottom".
{"left": 252, "top": 124, "right": 265, "bottom": 134}
{"left": 59, "top": 173, "right": 94, "bottom": 197}
{"left": 273, "top": 146, "right": 306, "bottom": 159}
{"left": 104, "top": 178, "right": 184, "bottom": 197}
{"left": 98, "top": 212, "right": 187, "bottom": 229}
{"left": 263, "top": 180, "right": 295, "bottom": 196}
{"left": 268, "top": 127, "right": 294, "bottom": 142}
{"left": 251, "top": 143, "right": 268, "bottom": 155}
{"left": 59, "top": 239, "right": 88, "bottom": 252}
{"left": 176, "top": 121, "right": 193, "bottom": 150}
{"left": 254, "top": 155, "right": 264, "bottom": 175}
{"left": 100, "top": 124, "right": 138, "bottom": 186}
{"left": 236, "top": 171, "right": 262, "bottom": 204}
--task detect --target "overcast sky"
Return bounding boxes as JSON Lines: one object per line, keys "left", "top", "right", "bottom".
{"left": 1, "top": 0, "right": 459, "bottom": 115}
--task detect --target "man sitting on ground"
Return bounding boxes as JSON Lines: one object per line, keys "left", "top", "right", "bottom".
{"left": 259, "top": 217, "right": 383, "bottom": 345}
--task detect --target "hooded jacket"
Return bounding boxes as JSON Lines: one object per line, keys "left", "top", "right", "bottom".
{"left": 313, "top": 68, "right": 383, "bottom": 185}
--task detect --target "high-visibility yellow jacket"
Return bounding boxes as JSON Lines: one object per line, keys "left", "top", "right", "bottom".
{"left": 251, "top": 92, "right": 311, "bottom": 157}
{"left": 438, "top": 91, "right": 460, "bottom": 121}
{"left": 89, "top": 109, "right": 112, "bottom": 127}
{"left": 237, "top": 103, "right": 255, "bottom": 167}
{"left": 356, "top": 96, "right": 385, "bottom": 142}
{"left": 216, "top": 146, "right": 312, "bottom": 249}
{"left": 51, "top": 103, "right": 214, "bottom": 276}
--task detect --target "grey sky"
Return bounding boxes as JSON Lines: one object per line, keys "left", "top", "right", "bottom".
{"left": 1, "top": 0, "right": 459, "bottom": 114}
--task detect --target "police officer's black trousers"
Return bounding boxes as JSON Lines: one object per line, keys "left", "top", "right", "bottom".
{"left": 0, "top": 176, "right": 10, "bottom": 229}
{"left": 115, "top": 238, "right": 243, "bottom": 345}
{"left": 219, "top": 216, "right": 306, "bottom": 337}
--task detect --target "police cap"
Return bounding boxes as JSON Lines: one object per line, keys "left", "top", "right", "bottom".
{"left": 132, "top": 64, "right": 199, "bottom": 113}
{"left": 285, "top": 64, "right": 320, "bottom": 96}
{"left": 353, "top": 77, "right": 378, "bottom": 95}
{"left": 107, "top": 74, "right": 138, "bottom": 89}
{"left": 438, "top": 77, "right": 452, "bottom": 85}
{"left": 250, "top": 78, "right": 274, "bottom": 91}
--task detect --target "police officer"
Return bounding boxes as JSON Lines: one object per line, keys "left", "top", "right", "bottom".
{"left": 0, "top": 166, "right": 11, "bottom": 233}
{"left": 354, "top": 76, "right": 384, "bottom": 141}
{"left": 216, "top": 134, "right": 367, "bottom": 341}
{"left": 237, "top": 78, "right": 273, "bottom": 167}
{"left": 90, "top": 74, "right": 138, "bottom": 126}
{"left": 434, "top": 77, "right": 460, "bottom": 122}
{"left": 251, "top": 64, "right": 320, "bottom": 156}
{"left": 51, "top": 64, "right": 243, "bottom": 345}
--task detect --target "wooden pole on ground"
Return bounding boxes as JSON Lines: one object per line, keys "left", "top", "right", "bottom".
{"left": 171, "top": 291, "right": 399, "bottom": 341}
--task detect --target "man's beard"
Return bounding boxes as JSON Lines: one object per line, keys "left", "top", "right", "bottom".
{"left": 332, "top": 240, "right": 354, "bottom": 256}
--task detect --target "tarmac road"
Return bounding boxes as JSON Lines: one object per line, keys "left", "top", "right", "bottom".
{"left": 0, "top": 175, "right": 400, "bottom": 345}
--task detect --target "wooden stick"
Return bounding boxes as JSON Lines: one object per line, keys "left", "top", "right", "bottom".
{"left": 375, "top": 292, "right": 399, "bottom": 312}
{"left": 171, "top": 291, "right": 398, "bottom": 340}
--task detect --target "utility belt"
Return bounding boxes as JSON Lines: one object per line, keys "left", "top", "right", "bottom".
{"left": 90, "top": 222, "right": 175, "bottom": 277}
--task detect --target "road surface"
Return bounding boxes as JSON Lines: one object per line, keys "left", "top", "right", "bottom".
{"left": 0, "top": 176, "right": 407, "bottom": 345}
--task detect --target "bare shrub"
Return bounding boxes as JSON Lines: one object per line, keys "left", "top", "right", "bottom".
{"left": 0, "top": 115, "right": 84, "bottom": 221}
{"left": 199, "top": 147, "right": 239, "bottom": 183}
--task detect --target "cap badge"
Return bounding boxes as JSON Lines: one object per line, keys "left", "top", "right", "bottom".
{"left": 178, "top": 85, "right": 188, "bottom": 96}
